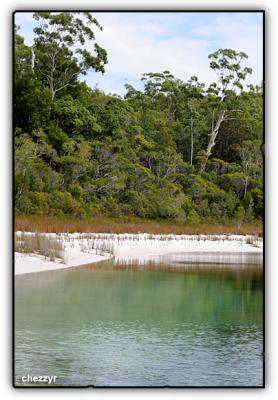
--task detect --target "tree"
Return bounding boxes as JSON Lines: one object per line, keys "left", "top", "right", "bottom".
{"left": 239, "top": 140, "right": 262, "bottom": 198}
{"left": 14, "top": 29, "right": 52, "bottom": 131}
{"left": 33, "top": 12, "right": 108, "bottom": 99}
{"left": 14, "top": 25, "right": 263, "bottom": 224}
{"left": 141, "top": 71, "right": 174, "bottom": 99}
{"left": 14, "top": 26, "right": 33, "bottom": 79}
{"left": 199, "top": 49, "right": 252, "bottom": 172}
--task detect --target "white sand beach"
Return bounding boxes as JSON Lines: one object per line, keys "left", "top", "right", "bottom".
{"left": 14, "top": 232, "right": 263, "bottom": 275}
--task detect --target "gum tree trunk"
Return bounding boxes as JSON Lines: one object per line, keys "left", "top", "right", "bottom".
{"left": 199, "top": 110, "right": 226, "bottom": 173}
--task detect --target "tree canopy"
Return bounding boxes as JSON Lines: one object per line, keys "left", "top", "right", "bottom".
{"left": 33, "top": 12, "right": 108, "bottom": 98}
{"left": 14, "top": 14, "right": 263, "bottom": 224}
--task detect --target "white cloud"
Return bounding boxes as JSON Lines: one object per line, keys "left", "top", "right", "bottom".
{"left": 14, "top": 12, "right": 35, "bottom": 45}
{"left": 189, "top": 13, "right": 263, "bottom": 85}
{"left": 95, "top": 12, "right": 262, "bottom": 91}
{"left": 14, "top": 11, "right": 263, "bottom": 94}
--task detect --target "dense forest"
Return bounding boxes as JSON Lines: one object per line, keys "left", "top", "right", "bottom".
{"left": 14, "top": 12, "right": 263, "bottom": 225}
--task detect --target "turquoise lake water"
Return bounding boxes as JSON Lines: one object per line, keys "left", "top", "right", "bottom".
{"left": 14, "top": 256, "right": 263, "bottom": 387}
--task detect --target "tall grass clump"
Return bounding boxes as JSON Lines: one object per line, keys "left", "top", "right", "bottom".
{"left": 15, "top": 232, "right": 64, "bottom": 262}
{"left": 91, "top": 241, "right": 115, "bottom": 256}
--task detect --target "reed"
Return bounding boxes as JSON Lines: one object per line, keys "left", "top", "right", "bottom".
{"left": 15, "top": 215, "right": 263, "bottom": 237}
{"left": 15, "top": 232, "right": 64, "bottom": 262}
{"left": 92, "top": 241, "right": 115, "bottom": 256}
{"left": 79, "top": 238, "right": 115, "bottom": 256}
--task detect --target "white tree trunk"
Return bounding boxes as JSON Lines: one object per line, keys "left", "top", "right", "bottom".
{"left": 190, "top": 116, "right": 194, "bottom": 165}
{"left": 199, "top": 110, "right": 226, "bottom": 173}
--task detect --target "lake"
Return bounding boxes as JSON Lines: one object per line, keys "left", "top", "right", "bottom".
{"left": 14, "top": 254, "right": 263, "bottom": 387}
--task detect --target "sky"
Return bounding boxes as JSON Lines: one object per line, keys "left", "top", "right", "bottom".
{"left": 14, "top": 11, "right": 263, "bottom": 95}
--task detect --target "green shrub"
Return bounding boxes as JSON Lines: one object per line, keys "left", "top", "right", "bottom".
{"left": 48, "top": 191, "right": 86, "bottom": 217}
{"left": 16, "top": 193, "right": 34, "bottom": 214}
{"left": 69, "top": 183, "right": 83, "bottom": 200}
{"left": 182, "top": 174, "right": 238, "bottom": 220}
{"left": 218, "top": 172, "right": 246, "bottom": 198}
{"left": 250, "top": 188, "right": 263, "bottom": 219}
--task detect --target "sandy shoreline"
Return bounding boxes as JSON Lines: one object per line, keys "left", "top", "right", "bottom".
{"left": 14, "top": 232, "right": 263, "bottom": 275}
{"left": 14, "top": 252, "right": 112, "bottom": 275}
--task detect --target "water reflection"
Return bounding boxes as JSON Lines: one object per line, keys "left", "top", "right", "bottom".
{"left": 15, "top": 255, "right": 263, "bottom": 387}
{"left": 116, "top": 251, "right": 262, "bottom": 266}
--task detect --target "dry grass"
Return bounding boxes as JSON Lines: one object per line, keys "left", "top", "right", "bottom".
{"left": 15, "top": 232, "right": 64, "bottom": 262}
{"left": 80, "top": 239, "right": 115, "bottom": 256}
{"left": 15, "top": 215, "right": 263, "bottom": 237}
{"left": 92, "top": 241, "right": 115, "bottom": 256}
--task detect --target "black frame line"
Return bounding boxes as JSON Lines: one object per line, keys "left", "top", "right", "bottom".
{"left": 12, "top": 8, "right": 265, "bottom": 389}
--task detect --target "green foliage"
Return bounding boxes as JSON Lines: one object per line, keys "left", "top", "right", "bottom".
{"left": 219, "top": 172, "right": 247, "bottom": 199}
{"left": 250, "top": 188, "right": 263, "bottom": 219}
{"left": 52, "top": 96, "right": 101, "bottom": 138}
{"left": 14, "top": 21, "right": 263, "bottom": 223}
{"left": 48, "top": 191, "right": 86, "bottom": 216}
{"left": 208, "top": 49, "right": 252, "bottom": 96}
{"left": 47, "top": 125, "right": 69, "bottom": 152}
{"left": 182, "top": 174, "right": 238, "bottom": 221}
{"left": 33, "top": 12, "right": 108, "bottom": 98}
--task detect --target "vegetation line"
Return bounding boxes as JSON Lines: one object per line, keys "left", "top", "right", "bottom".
{"left": 15, "top": 216, "right": 262, "bottom": 236}
{"left": 14, "top": 13, "right": 263, "bottom": 227}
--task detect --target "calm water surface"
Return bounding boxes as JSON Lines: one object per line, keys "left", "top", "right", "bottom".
{"left": 15, "top": 255, "right": 263, "bottom": 387}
